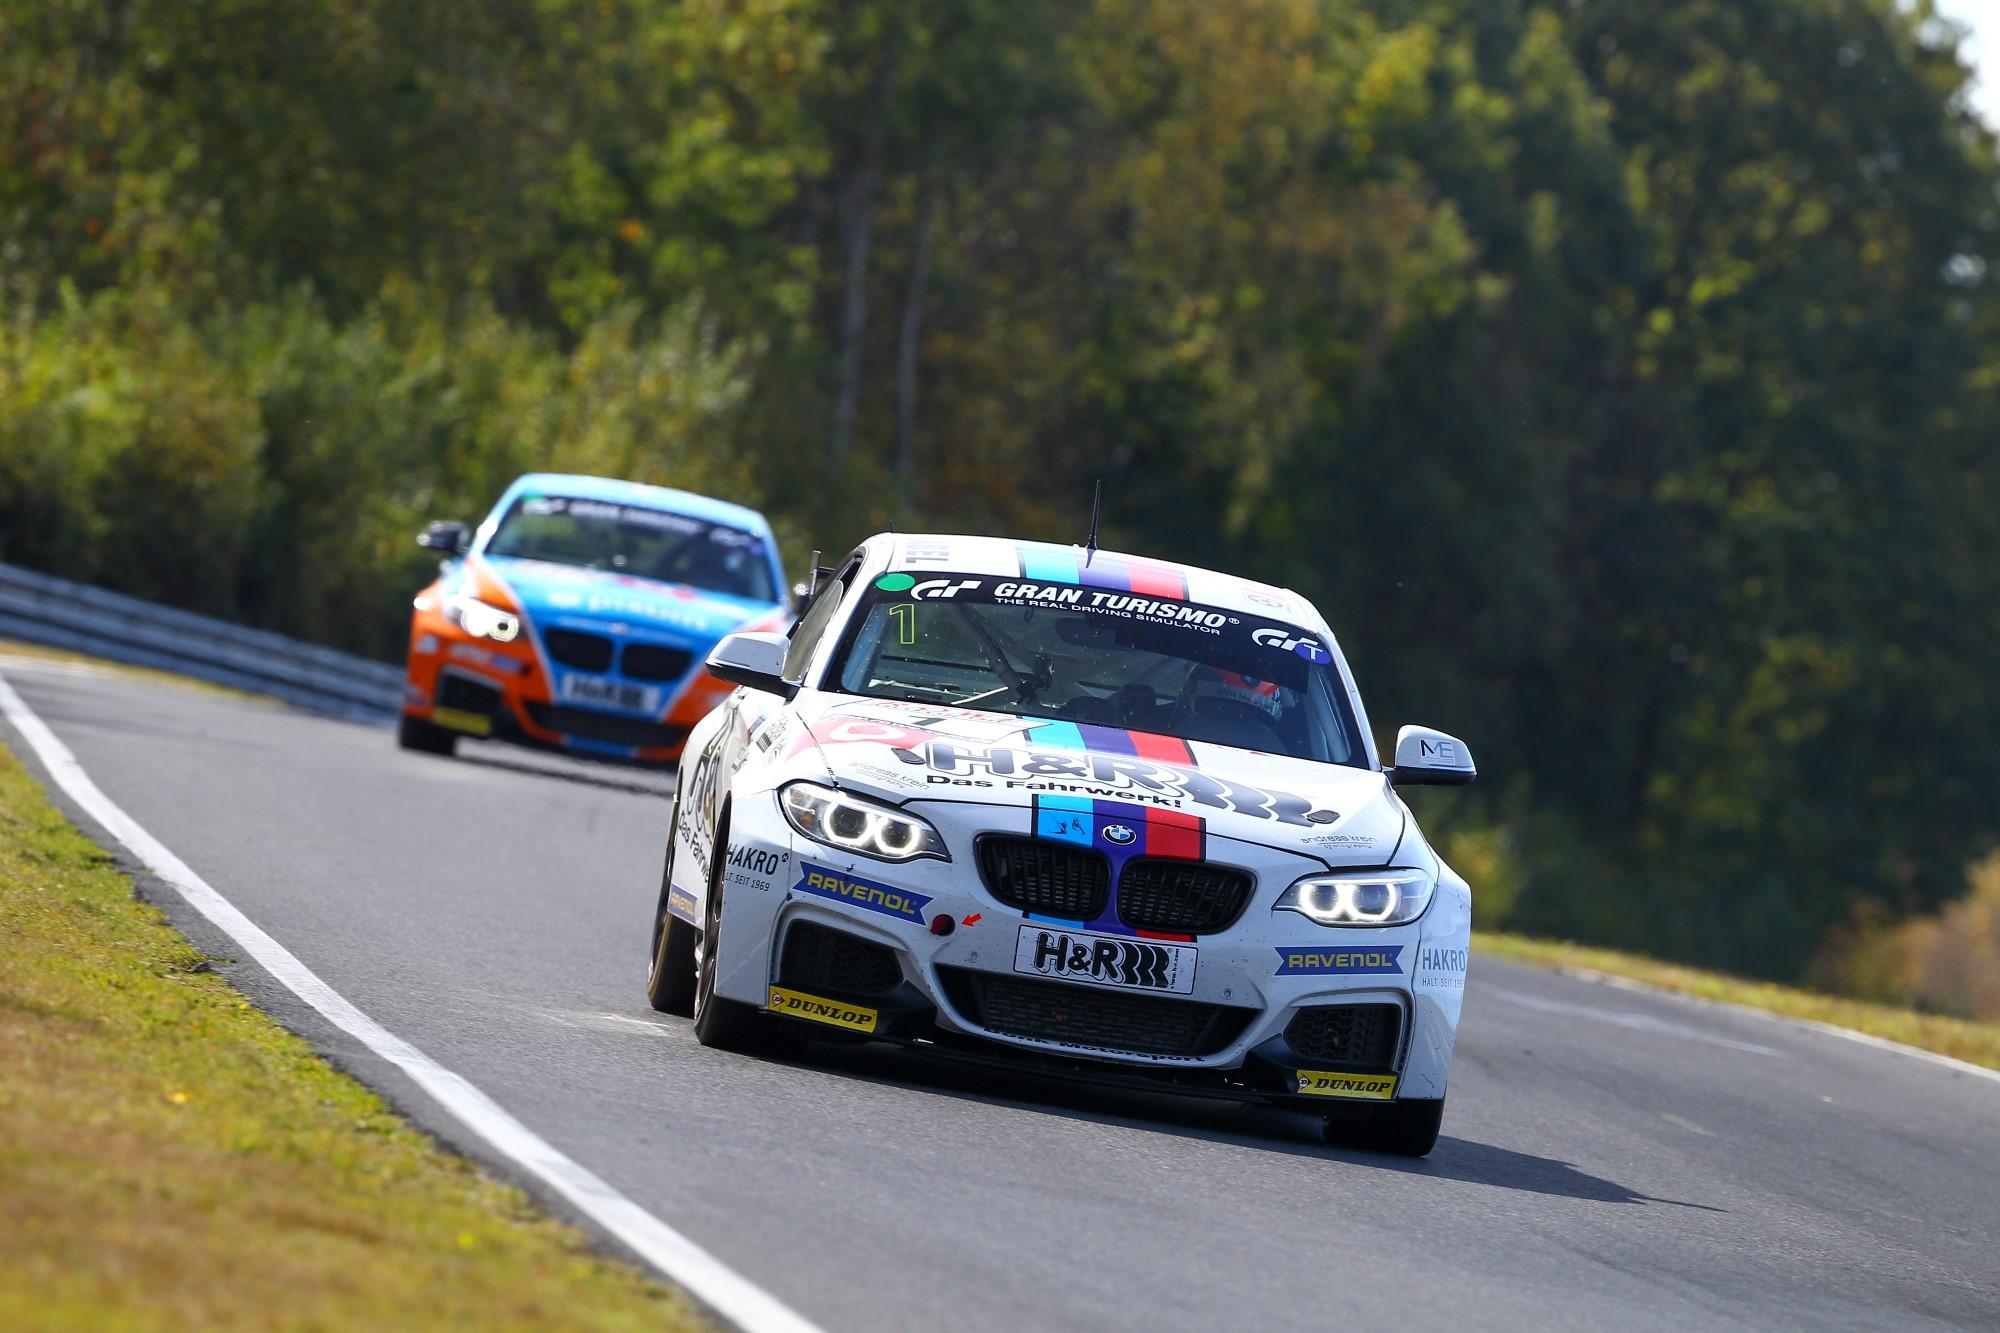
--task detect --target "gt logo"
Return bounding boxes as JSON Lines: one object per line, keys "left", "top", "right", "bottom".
{"left": 911, "top": 578, "right": 982, "bottom": 600}
{"left": 1251, "top": 627, "right": 1331, "bottom": 663}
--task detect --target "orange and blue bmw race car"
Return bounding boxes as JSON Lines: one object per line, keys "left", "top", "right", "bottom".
{"left": 400, "top": 474, "right": 789, "bottom": 764}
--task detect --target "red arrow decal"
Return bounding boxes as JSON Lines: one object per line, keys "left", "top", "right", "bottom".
{"left": 962, "top": 913, "right": 981, "bottom": 926}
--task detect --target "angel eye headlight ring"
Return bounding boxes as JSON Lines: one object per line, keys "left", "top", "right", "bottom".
{"left": 780, "top": 781, "right": 948, "bottom": 863}
{"left": 1276, "top": 868, "right": 1433, "bottom": 926}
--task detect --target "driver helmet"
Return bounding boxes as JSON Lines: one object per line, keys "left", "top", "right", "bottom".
{"left": 1182, "top": 666, "right": 1283, "bottom": 720}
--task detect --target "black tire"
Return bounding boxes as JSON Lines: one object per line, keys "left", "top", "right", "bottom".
{"left": 397, "top": 713, "right": 458, "bottom": 756}
{"left": 691, "top": 814, "right": 765, "bottom": 1050}
{"left": 646, "top": 802, "right": 697, "bottom": 1016}
{"left": 1325, "top": 1097, "right": 1444, "bottom": 1157}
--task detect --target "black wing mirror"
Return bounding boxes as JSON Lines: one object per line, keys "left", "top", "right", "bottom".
{"left": 707, "top": 631, "right": 796, "bottom": 698}
{"left": 418, "top": 520, "right": 470, "bottom": 554}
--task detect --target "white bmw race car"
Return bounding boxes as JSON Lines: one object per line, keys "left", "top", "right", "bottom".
{"left": 645, "top": 534, "right": 1475, "bottom": 1155}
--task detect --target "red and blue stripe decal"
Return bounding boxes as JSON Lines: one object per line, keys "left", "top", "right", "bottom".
{"left": 1023, "top": 719, "right": 1194, "bottom": 767}
{"left": 1027, "top": 794, "right": 1205, "bottom": 940}
{"left": 1016, "top": 542, "right": 1189, "bottom": 600}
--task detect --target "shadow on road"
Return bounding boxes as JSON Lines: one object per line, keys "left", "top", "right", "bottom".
{"left": 1379, "top": 1137, "right": 1723, "bottom": 1209}
{"left": 778, "top": 1039, "right": 1721, "bottom": 1210}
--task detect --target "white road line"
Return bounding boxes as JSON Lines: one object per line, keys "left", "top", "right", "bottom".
{"left": 0, "top": 672, "right": 822, "bottom": 1333}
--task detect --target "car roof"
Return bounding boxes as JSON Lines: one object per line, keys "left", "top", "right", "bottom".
{"left": 504, "top": 473, "right": 774, "bottom": 537}
{"left": 867, "top": 533, "right": 1320, "bottom": 626}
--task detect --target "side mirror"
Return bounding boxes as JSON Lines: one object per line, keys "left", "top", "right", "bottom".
{"left": 1389, "top": 725, "right": 1476, "bottom": 786}
{"left": 418, "top": 520, "right": 470, "bottom": 554}
{"left": 707, "top": 631, "right": 795, "bottom": 698}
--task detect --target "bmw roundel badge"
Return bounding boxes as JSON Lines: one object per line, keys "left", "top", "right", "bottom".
{"left": 1103, "top": 824, "right": 1137, "bottom": 845}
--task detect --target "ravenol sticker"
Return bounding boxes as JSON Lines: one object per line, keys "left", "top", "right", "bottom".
{"left": 1295, "top": 1071, "right": 1398, "bottom": 1101}
{"left": 1274, "top": 945, "right": 1404, "bottom": 976}
{"left": 794, "top": 862, "right": 932, "bottom": 925}
{"left": 666, "top": 885, "right": 700, "bottom": 925}
{"left": 768, "top": 986, "right": 880, "bottom": 1033}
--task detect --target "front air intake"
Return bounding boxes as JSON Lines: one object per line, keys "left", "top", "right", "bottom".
{"left": 1116, "top": 859, "right": 1253, "bottom": 934}
{"left": 937, "top": 967, "right": 1253, "bottom": 1058}
{"left": 778, "top": 921, "right": 903, "bottom": 997}
{"left": 975, "top": 836, "right": 1111, "bottom": 920}
{"left": 1284, "top": 1003, "right": 1401, "bottom": 1069}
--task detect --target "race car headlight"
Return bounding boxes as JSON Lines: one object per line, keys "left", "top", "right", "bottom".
{"left": 780, "top": 781, "right": 948, "bottom": 863}
{"left": 1276, "top": 868, "right": 1433, "bottom": 926}
{"left": 444, "top": 594, "right": 520, "bottom": 643}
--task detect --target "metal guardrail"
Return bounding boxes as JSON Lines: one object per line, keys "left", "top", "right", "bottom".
{"left": 0, "top": 561, "right": 403, "bottom": 721}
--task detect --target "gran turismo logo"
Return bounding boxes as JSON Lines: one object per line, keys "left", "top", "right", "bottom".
{"left": 1250, "top": 626, "right": 1332, "bottom": 663}
{"left": 911, "top": 578, "right": 982, "bottom": 600}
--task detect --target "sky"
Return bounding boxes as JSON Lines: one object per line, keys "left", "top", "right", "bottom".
{"left": 1934, "top": 0, "right": 2000, "bottom": 125}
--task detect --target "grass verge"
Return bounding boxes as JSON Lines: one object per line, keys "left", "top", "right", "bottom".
{"left": 0, "top": 737, "right": 698, "bottom": 1331}
{"left": 1476, "top": 930, "right": 2000, "bottom": 1073}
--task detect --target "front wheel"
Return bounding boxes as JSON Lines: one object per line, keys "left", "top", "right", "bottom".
{"left": 646, "top": 804, "right": 697, "bottom": 1015}
{"left": 1325, "top": 1097, "right": 1444, "bottom": 1157}
{"left": 690, "top": 819, "right": 765, "bottom": 1050}
{"left": 398, "top": 712, "right": 458, "bottom": 756}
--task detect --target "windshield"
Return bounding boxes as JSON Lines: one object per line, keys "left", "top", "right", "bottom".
{"left": 830, "top": 573, "right": 1366, "bottom": 766}
{"left": 484, "top": 495, "right": 776, "bottom": 603}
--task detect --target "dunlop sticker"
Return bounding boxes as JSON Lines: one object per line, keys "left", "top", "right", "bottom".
{"left": 1294, "top": 1070, "right": 1398, "bottom": 1101}
{"left": 431, "top": 706, "right": 492, "bottom": 736}
{"left": 767, "top": 986, "right": 879, "bottom": 1034}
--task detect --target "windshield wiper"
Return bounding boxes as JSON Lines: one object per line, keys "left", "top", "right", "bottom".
{"left": 953, "top": 605, "right": 1037, "bottom": 704}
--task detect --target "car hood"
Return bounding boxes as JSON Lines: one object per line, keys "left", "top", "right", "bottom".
{"left": 786, "top": 694, "right": 1408, "bottom": 865}
{"left": 478, "top": 554, "right": 778, "bottom": 643}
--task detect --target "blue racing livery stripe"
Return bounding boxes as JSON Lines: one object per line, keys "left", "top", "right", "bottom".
{"left": 1031, "top": 720, "right": 1088, "bottom": 752}
{"left": 1073, "top": 723, "right": 1137, "bottom": 754}
{"left": 1035, "top": 793, "right": 1094, "bottom": 845}
{"left": 1019, "top": 544, "right": 1080, "bottom": 584}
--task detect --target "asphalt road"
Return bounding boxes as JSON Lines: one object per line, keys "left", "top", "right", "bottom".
{"left": 7, "top": 652, "right": 1999, "bottom": 1331}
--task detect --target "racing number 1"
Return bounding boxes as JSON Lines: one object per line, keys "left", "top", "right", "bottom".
{"left": 887, "top": 603, "right": 917, "bottom": 646}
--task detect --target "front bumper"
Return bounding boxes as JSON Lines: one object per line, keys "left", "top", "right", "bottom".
{"left": 403, "top": 604, "right": 730, "bottom": 764}
{"left": 707, "top": 794, "right": 1468, "bottom": 1106}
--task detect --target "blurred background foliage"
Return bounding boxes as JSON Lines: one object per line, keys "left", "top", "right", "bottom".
{"left": 2, "top": 0, "right": 1997, "bottom": 1004}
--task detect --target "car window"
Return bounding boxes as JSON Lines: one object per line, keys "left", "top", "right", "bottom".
{"left": 484, "top": 495, "right": 776, "bottom": 603}
{"left": 827, "top": 573, "right": 1365, "bottom": 766}
{"left": 783, "top": 576, "right": 847, "bottom": 682}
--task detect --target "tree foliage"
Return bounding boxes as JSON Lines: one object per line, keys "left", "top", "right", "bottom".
{"left": 3, "top": 0, "right": 1996, "bottom": 981}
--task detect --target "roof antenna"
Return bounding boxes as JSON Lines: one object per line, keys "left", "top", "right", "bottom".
{"left": 1083, "top": 477, "right": 1103, "bottom": 563}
